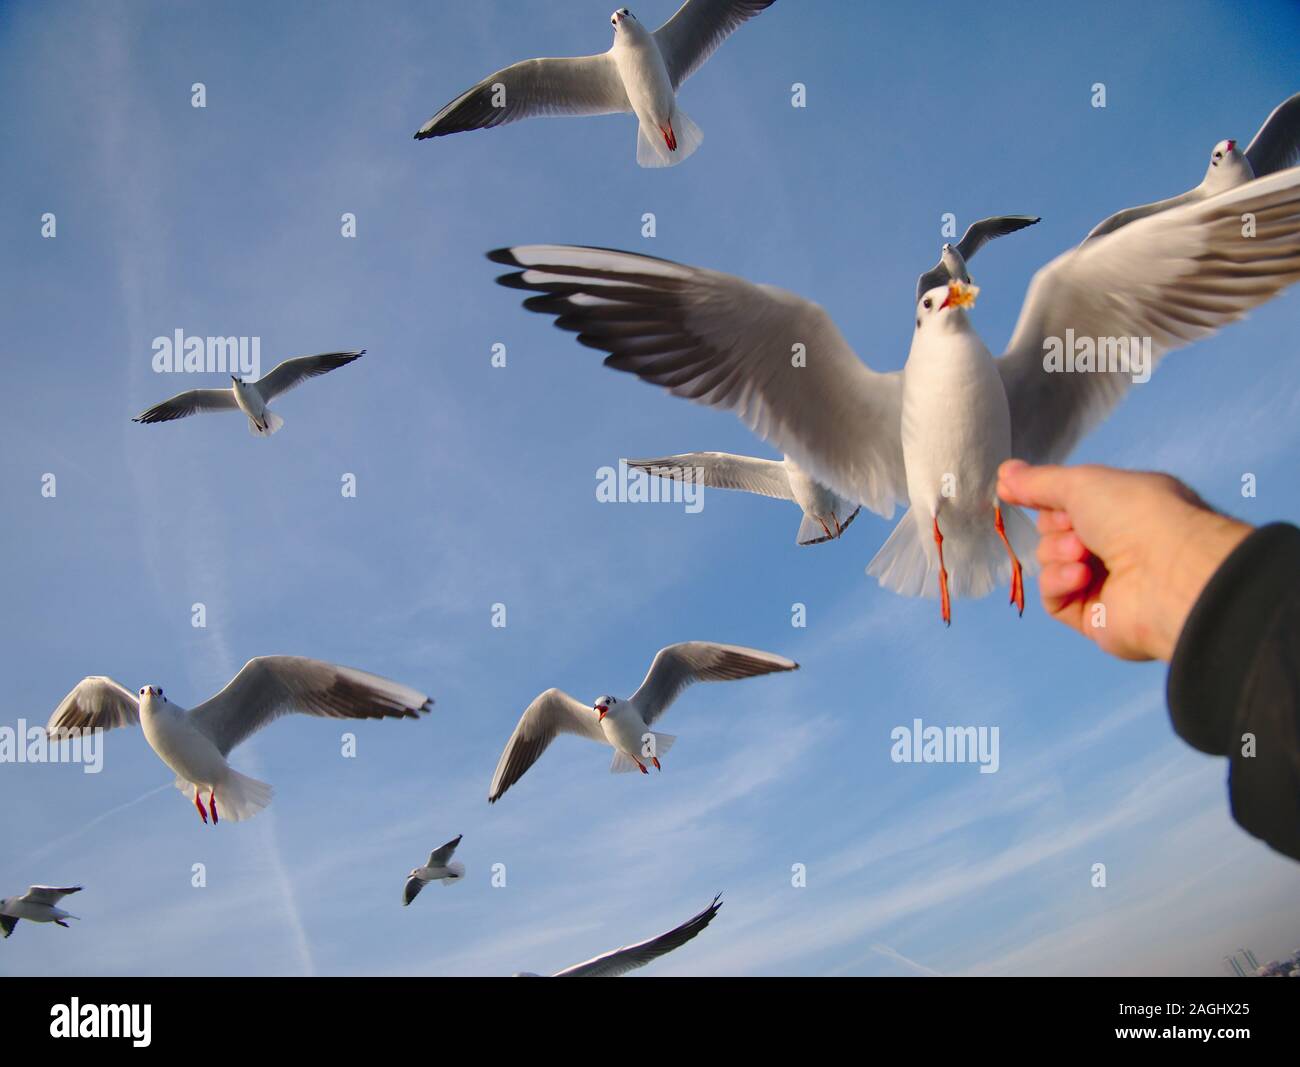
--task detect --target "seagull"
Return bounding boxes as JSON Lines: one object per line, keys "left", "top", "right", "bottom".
{"left": 403, "top": 835, "right": 465, "bottom": 905}
{"left": 132, "top": 350, "right": 365, "bottom": 436}
{"left": 515, "top": 894, "right": 722, "bottom": 976}
{"left": 46, "top": 656, "right": 433, "bottom": 824}
{"left": 627, "top": 452, "right": 860, "bottom": 544}
{"left": 414, "top": 2, "right": 776, "bottom": 167}
{"left": 488, "top": 642, "right": 797, "bottom": 802}
{"left": 0, "top": 886, "right": 82, "bottom": 938}
{"left": 915, "top": 215, "right": 1041, "bottom": 303}
{"left": 1085, "top": 91, "right": 1300, "bottom": 240}
{"left": 489, "top": 165, "right": 1300, "bottom": 623}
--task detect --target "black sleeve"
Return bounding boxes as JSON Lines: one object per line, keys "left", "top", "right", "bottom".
{"left": 1166, "top": 522, "right": 1300, "bottom": 862}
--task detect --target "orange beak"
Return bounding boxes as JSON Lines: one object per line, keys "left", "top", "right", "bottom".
{"left": 597, "top": 705, "right": 608, "bottom": 720}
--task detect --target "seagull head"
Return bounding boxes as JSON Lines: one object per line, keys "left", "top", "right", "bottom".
{"left": 593, "top": 695, "right": 618, "bottom": 721}
{"left": 610, "top": 7, "right": 636, "bottom": 30}
{"left": 1206, "top": 137, "right": 1254, "bottom": 188}
{"left": 915, "top": 281, "right": 978, "bottom": 332}
{"left": 138, "top": 685, "right": 167, "bottom": 707}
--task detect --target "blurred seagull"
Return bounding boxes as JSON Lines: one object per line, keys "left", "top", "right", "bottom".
{"left": 414, "top": 2, "right": 776, "bottom": 167}
{"left": 403, "top": 835, "right": 465, "bottom": 905}
{"left": 1086, "top": 91, "right": 1300, "bottom": 240}
{"left": 0, "top": 886, "right": 82, "bottom": 938}
{"left": 47, "top": 657, "right": 433, "bottom": 824}
{"left": 488, "top": 642, "right": 797, "bottom": 802}
{"left": 132, "top": 350, "right": 364, "bottom": 436}
{"left": 915, "top": 215, "right": 1040, "bottom": 303}
{"left": 626, "top": 452, "right": 860, "bottom": 544}
{"left": 491, "top": 165, "right": 1300, "bottom": 622}
{"left": 515, "top": 894, "right": 722, "bottom": 976}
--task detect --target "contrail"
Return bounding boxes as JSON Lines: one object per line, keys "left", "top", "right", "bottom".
{"left": 20, "top": 783, "right": 171, "bottom": 866}
{"left": 871, "top": 942, "right": 945, "bottom": 977}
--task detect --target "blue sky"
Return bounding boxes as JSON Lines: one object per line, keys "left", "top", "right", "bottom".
{"left": 2, "top": 0, "right": 1298, "bottom": 977}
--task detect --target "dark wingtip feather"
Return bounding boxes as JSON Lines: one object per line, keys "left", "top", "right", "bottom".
{"left": 486, "top": 248, "right": 521, "bottom": 267}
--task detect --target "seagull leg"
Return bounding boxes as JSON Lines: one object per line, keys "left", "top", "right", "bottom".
{"left": 993, "top": 503, "right": 1025, "bottom": 616}
{"left": 660, "top": 123, "right": 677, "bottom": 152}
{"left": 833, "top": 514, "right": 843, "bottom": 537}
{"left": 651, "top": 756, "right": 661, "bottom": 771}
{"left": 193, "top": 788, "right": 208, "bottom": 824}
{"left": 635, "top": 758, "right": 649, "bottom": 774}
{"left": 933, "top": 514, "right": 951, "bottom": 627}
{"left": 818, "top": 517, "right": 833, "bottom": 539}
{"left": 208, "top": 789, "right": 219, "bottom": 825}
{"left": 55, "top": 919, "right": 69, "bottom": 928}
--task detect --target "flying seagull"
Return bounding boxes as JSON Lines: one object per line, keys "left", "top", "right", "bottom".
{"left": 488, "top": 642, "right": 797, "bottom": 802}
{"left": 414, "top": 2, "right": 776, "bottom": 167}
{"left": 516, "top": 894, "right": 722, "bottom": 976}
{"left": 1085, "top": 91, "right": 1300, "bottom": 241}
{"left": 403, "top": 835, "right": 465, "bottom": 905}
{"left": 490, "top": 166, "right": 1300, "bottom": 623}
{"left": 46, "top": 657, "right": 433, "bottom": 824}
{"left": 626, "top": 452, "right": 860, "bottom": 544}
{"left": 915, "top": 215, "right": 1040, "bottom": 303}
{"left": 0, "top": 886, "right": 82, "bottom": 939}
{"left": 132, "top": 350, "right": 364, "bottom": 436}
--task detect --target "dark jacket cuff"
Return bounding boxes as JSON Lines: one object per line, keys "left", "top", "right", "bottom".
{"left": 1166, "top": 523, "right": 1300, "bottom": 755}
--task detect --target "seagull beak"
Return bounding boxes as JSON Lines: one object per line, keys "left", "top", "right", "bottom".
{"left": 597, "top": 705, "right": 608, "bottom": 720}
{"left": 1226, "top": 139, "right": 1237, "bottom": 153}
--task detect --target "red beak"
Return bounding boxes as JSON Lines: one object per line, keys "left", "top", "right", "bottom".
{"left": 1226, "top": 139, "right": 1236, "bottom": 152}
{"left": 938, "top": 293, "right": 953, "bottom": 310}
{"left": 597, "top": 706, "right": 608, "bottom": 720}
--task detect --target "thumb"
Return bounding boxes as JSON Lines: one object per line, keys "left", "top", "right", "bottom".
{"left": 997, "top": 460, "right": 1078, "bottom": 513}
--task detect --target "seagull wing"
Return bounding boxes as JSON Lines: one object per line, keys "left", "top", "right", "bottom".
{"left": 22, "top": 886, "right": 82, "bottom": 905}
{"left": 0, "top": 916, "right": 16, "bottom": 938}
{"left": 46, "top": 677, "right": 139, "bottom": 735}
{"left": 490, "top": 245, "right": 906, "bottom": 517}
{"left": 997, "top": 166, "right": 1300, "bottom": 465}
{"left": 1244, "top": 91, "right": 1300, "bottom": 178}
{"left": 427, "top": 834, "right": 462, "bottom": 869}
{"left": 415, "top": 53, "right": 630, "bottom": 139}
{"left": 625, "top": 452, "right": 793, "bottom": 500}
{"left": 132, "top": 389, "right": 237, "bottom": 424}
{"left": 653, "top": 0, "right": 775, "bottom": 90}
{"left": 553, "top": 894, "right": 723, "bottom": 977}
{"left": 488, "top": 689, "right": 605, "bottom": 803}
{"left": 955, "top": 214, "right": 1041, "bottom": 260}
{"left": 631, "top": 642, "right": 798, "bottom": 725}
{"left": 255, "top": 350, "right": 364, "bottom": 401}
{"left": 402, "top": 874, "right": 425, "bottom": 907}
{"left": 188, "top": 656, "right": 432, "bottom": 756}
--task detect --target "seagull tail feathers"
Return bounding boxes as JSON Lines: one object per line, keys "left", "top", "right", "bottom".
{"left": 636, "top": 106, "right": 703, "bottom": 168}
{"left": 441, "top": 861, "right": 466, "bottom": 885}
{"left": 248, "top": 411, "right": 285, "bottom": 437}
{"left": 867, "top": 504, "right": 1040, "bottom": 601}
{"left": 214, "top": 769, "right": 274, "bottom": 822}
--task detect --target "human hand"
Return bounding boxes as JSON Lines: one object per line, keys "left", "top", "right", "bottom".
{"left": 996, "top": 460, "right": 1252, "bottom": 662}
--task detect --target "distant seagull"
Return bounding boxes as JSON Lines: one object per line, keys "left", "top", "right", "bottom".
{"left": 490, "top": 170, "right": 1300, "bottom": 622}
{"left": 132, "top": 350, "right": 365, "bottom": 436}
{"left": 516, "top": 894, "right": 722, "bottom": 976}
{"left": 0, "top": 885, "right": 82, "bottom": 938}
{"left": 626, "top": 452, "right": 860, "bottom": 544}
{"left": 489, "top": 643, "right": 796, "bottom": 802}
{"left": 915, "top": 215, "right": 1040, "bottom": 303}
{"left": 46, "top": 657, "right": 433, "bottom": 824}
{"left": 1085, "top": 91, "right": 1300, "bottom": 240}
{"left": 414, "top": 2, "right": 776, "bottom": 167}
{"left": 403, "top": 835, "right": 465, "bottom": 905}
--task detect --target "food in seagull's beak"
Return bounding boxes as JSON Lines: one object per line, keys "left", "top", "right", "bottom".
{"left": 939, "top": 280, "right": 979, "bottom": 311}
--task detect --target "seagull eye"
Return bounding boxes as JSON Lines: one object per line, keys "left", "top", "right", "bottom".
{"left": 923, "top": 298, "right": 932, "bottom": 310}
